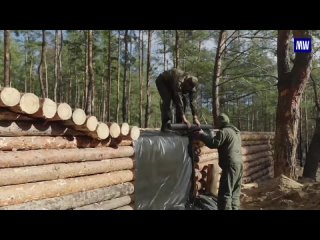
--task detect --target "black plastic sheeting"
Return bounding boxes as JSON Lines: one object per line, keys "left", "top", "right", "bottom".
{"left": 134, "top": 130, "right": 192, "bottom": 210}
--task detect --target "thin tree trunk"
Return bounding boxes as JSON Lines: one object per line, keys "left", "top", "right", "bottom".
{"left": 84, "top": 30, "right": 89, "bottom": 110}
{"left": 163, "top": 30, "right": 166, "bottom": 71}
{"left": 274, "top": 30, "right": 313, "bottom": 179}
{"left": 86, "top": 30, "right": 94, "bottom": 115}
{"left": 116, "top": 31, "right": 121, "bottom": 123}
{"left": 122, "top": 30, "right": 129, "bottom": 122}
{"left": 128, "top": 33, "right": 133, "bottom": 123}
{"left": 144, "top": 30, "right": 152, "bottom": 128}
{"left": 212, "top": 30, "right": 227, "bottom": 123}
{"left": 38, "top": 30, "right": 47, "bottom": 98}
{"left": 54, "top": 30, "right": 59, "bottom": 102}
{"left": 4, "top": 30, "right": 11, "bottom": 87}
{"left": 58, "top": 30, "right": 63, "bottom": 103}
{"left": 106, "top": 30, "right": 112, "bottom": 122}
{"left": 24, "top": 31, "right": 29, "bottom": 92}
{"left": 175, "top": 30, "right": 179, "bottom": 69}
{"left": 139, "top": 31, "right": 144, "bottom": 127}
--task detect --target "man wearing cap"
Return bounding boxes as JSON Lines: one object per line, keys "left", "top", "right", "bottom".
{"left": 156, "top": 68, "right": 200, "bottom": 132}
{"left": 193, "top": 113, "right": 243, "bottom": 210}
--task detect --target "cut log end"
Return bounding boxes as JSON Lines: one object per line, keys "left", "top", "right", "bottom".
{"left": 56, "top": 103, "right": 72, "bottom": 120}
{"left": 72, "top": 108, "right": 86, "bottom": 126}
{"left": 130, "top": 126, "right": 140, "bottom": 140}
{"left": 109, "top": 123, "right": 121, "bottom": 138}
{"left": 19, "top": 93, "right": 40, "bottom": 114}
{"left": 41, "top": 98, "right": 57, "bottom": 118}
{"left": 96, "top": 123, "right": 109, "bottom": 140}
{"left": 0, "top": 87, "right": 20, "bottom": 107}
{"left": 120, "top": 123, "right": 130, "bottom": 136}
{"left": 86, "top": 116, "right": 98, "bottom": 132}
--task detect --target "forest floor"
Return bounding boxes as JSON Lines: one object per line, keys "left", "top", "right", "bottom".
{"left": 241, "top": 168, "right": 320, "bottom": 210}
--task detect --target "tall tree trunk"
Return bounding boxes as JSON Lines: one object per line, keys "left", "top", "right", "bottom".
{"left": 24, "top": 31, "right": 29, "bottom": 92}
{"left": 106, "top": 30, "right": 112, "bottom": 122}
{"left": 116, "top": 31, "right": 121, "bottom": 123}
{"left": 302, "top": 76, "right": 320, "bottom": 179}
{"left": 274, "top": 30, "right": 312, "bottom": 179}
{"left": 38, "top": 30, "right": 47, "bottom": 98}
{"left": 163, "top": 30, "right": 166, "bottom": 71}
{"left": 122, "top": 30, "right": 129, "bottom": 122}
{"left": 54, "top": 30, "right": 63, "bottom": 102}
{"left": 175, "top": 30, "right": 179, "bottom": 69}
{"left": 212, "top": 30, "right": 227, "bottom": 124}
{"left": 128, "top": 33, "right": 133, "bottom": 123}
{"left": 144, "top": 30, "right": 152, "bottom": 128}
{"left": 86, "top": 30, "right": 94, "bottom": 115}
{"left": 54, "top": 30, "right": 59, "bottom": 102}
{"left": 139, "top": 31, "right": 144, "bottom": 128}
{"left": 84, "top": 30, "right": 89, "bottom": 110}
{"left": 4, "top": 30, "right": 11, "bottom": 87}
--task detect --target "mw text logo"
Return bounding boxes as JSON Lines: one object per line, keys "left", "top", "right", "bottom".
{"left": 294, "top": 38, "right": 312, "bottom": 53}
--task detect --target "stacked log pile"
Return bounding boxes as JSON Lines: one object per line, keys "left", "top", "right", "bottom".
{"left": 193, "top": 131, "right": 274, "bottom": 196}
{"left": 0, "top": 87, "right": 140, "bottom": 210}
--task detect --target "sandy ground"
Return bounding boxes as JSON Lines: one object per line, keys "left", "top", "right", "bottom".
{"left": 241, "top": 169, "right": 320, "bottom": 210}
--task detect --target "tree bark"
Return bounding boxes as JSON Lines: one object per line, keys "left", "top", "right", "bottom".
{"left": 0, "top": 170, "right": 134, "bottom": 207}
{"left": 274, "top": 30, "right": 312, "bottom": 179}
{"left": 4, "top": 30, "right": 11, "bottom": 87}
{"left": 0, "top": 182, "right": 134, "bottom": 210}
{"left": 212, "top": 30, "right": 227, "bottom": 123}
{"left": 144, "top": 30, "right": 152, "bottom": 128}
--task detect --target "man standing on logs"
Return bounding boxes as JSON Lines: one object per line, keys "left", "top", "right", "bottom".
{"left": 192, "top": 113, "right": 243, "bottom": 210}
{"left": 155, "top": 68, "right": 200, "bottom": 132}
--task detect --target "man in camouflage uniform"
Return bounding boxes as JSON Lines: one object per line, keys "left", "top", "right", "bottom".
{"left": 193, "top": 113, "right": 243, "bottom": 210}
{"left": 155, "top": 68, "right": 200, "bottom": 131}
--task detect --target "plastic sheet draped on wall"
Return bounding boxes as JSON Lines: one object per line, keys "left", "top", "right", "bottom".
{"left": 134, "top": 130, "right": 192, "bottom": 210}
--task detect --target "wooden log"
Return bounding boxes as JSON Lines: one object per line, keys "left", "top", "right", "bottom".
{"left": 244, "top": 161, "right": 272, "bottom": 177}
{"left": 0, "top": 170, "right": 134, "bottom": 207}
{"left": 51, "top": 103, "right": 72, "bottom": 120}
{"left": 108, "top": 122, "right": 121, "bottom": 138}
{"left": 0, "top": 136, "right": 123, "bottom": 151}
{"left": 0, "top": 121, "right": 85, "bottom": 137}
{"left": 0, "top": 87, "right": 21, "bottom": 107}
{"left": 10, "top": 93, "right": 40, "bottom": 114}
{"left": 89, "top": 122, "right": 109, "bottom": 140}
{"left": 86, "top": 116, "right": 98, "bottom": 131}
{"left": 114, "top": 204, "right": 135, "bottom": 210}
{"left": 120, "top": 123, "right": 130, "bottom": 136}
{"left": 0, "top": 109, "right": 34, "bottom": 121}
{"left": 0, "top": 146, "right": 135, "bottom": 168}
{"left": 74, "top": 195, "right": 134, "bottom": 210}
{"left": 195, "top": 169, "right": 202, "bottom": 180}
{"left": 0, "top": 182, "right": 134, "bottom": 210}
{"left": 32, "top": 98, "right": 57, "bottom": 119}
{"left": 243, "top": 156, "right": 273, "bottom": 170}
{"left": 199, "top": 146, "right": 217, "bottom": 155}
{"left": 243, "top": 150, "right": 273, "bottom": 162}
{"left": 242, "top": 144, "right": 272, "bottom": 155}
{"left": 0, "top": 157, "right": 134, "bottom": 186}
{"left": 241, "top": 133, "right": 274, "bottom": 141}
{"left": 71, "top": 108, "right": 87, "bottom": 125}
{"left": 128, "top": 126, "right": 140, "bottom": 141}
{"left": 242, "top": 166, "right": 273, "bottom": 183}
{"left": 206, "top": 163, "right": 221, "bottom": 197}
{"left": 196, "top": 160, "right": 219, "bottom": 171}
{"left": 241, "top": 140, "right": 271, "bottom": 146}
{"left": 199, "top": 152, "right": 219, "bottom": 162}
